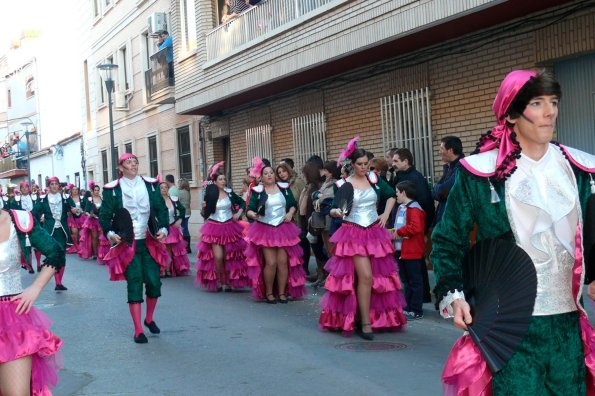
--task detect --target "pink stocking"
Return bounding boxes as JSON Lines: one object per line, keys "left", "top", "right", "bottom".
{"left": 35, "top": 249, "right": 42, "bottom": 267}
{"left": 129, "top": 303, "right": 144, "bottom": 336}
{"left": 54, "top": 266, "right": 65, "bottom": 285}
{"left": 145, "top": 297, "right": 158, "bottom": 324}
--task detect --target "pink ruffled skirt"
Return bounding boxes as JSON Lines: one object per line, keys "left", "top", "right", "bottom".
{"left": 0, "top": 299, "right": 63, "bottom": 395}
{"left": 67, "top": 215, "right": 85, "bottom": 229}
{"left": 195, "top": 220, "right": 250, "bottom": 291}
{"left": 162, "top": 225, "right": 190, "bottom": 276}
{"left": 319, "top": 222, "right": 406, "bottom": 335}
{"left": 245, "top": 221, "right": 306, "bottom": 300}
{"left": 78, "top": 217, "right": 110, "bottom": 262}
{"left": 103, "top": 231, "right": 171, "bottom": 281}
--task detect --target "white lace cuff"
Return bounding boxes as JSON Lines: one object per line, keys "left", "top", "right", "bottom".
{"left": 158, "top": 227, "right": 168, "bottom": 238}
{"left": 439, "top": 290, "right": 466, "bottom": 319}
{"left": 107, "top": 231, "right": 117, "bottom": 240}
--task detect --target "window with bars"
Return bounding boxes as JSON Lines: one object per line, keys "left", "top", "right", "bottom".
{"left": 148, "top": 136, "right": 159, "bottom": 178}
{"left": 177, "top": 126, "right": 193, "bottom": 180}
{"left": 380, "top": 87, "right": 434, "bottom": 183}
{"left": 292, "top": 112, "right": 327, "bottom": 168}
{"left": 245, "top": 125, "right": 273, "bottom": 166}
{"left": 101, "top": 150, "right": 109, "bottom": 183}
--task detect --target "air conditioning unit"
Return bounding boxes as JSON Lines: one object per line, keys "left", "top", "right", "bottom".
{"left": 114, "top": 91, "right": 128, "bottom": 110}
{"left": 148, "top": 12, "right": 167, "bottom": 35}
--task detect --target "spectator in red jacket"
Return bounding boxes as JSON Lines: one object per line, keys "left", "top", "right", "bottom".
{"left": 393, "top": 180, "right": 426, "bottom": 321}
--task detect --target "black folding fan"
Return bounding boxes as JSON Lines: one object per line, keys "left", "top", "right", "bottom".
{"left": 334, "top": 182, "right": 354, "bottom": 218}
{"left": 257, "top": 190, "right": 267, "bottom": 217}
{"left": 463, "top": 238, "right": 537, "bottom": 373}
{"left": 111, "top": 208, "right": 134, "bottom": 246}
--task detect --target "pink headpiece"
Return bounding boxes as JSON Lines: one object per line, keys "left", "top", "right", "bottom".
{"left": 48, "top": 176, "right": 60, "bottom": 184}
{"left": 337, "top": 136, "right": 360, "bottom": 166}
{"left": 249, "top": 157, "right": 265, "bottom": 178}
{"left": 88, "top": 180, "right": 96, "bottom": 190}
{"left": 210, "top": 161, "right": 224, "bottom": 180}
{"left": 66, "top": 183, "right": 74, "bottom": 190}
{"left": 474, "top": 70, "right": 536, "bottom": 180}
{"left": 19, "top": 181, "right": 30, "bottom": 190}
{"left": 118, "top": 153, "right": 138, "bottom": 165}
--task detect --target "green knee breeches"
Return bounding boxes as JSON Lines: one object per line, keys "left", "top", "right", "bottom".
{"left": 124, "top": 239, "right": 162, "bottom": 303}
{"left": 492, "top": 311, "right": 585, "bottom": 396}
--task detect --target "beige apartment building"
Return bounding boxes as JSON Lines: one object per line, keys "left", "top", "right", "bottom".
{"left": 169, "top": 0, "right": 594, "bottom": 191}
{"left": 82, "top": 0, "right": 201, "bottom": 202}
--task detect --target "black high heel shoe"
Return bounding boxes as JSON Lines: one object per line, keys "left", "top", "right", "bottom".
{"left": 265, "top": 293, "right": 277, "bottom": 304}
{"left": 278, "top": 294, "right": 288, "bottom": 304}
{"left": 359, "top": 323, "right": 374, "bottom": 341}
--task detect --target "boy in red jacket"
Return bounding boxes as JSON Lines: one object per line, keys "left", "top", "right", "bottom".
{"left": 393, "top": 181, "right": 427, "bottom": 320}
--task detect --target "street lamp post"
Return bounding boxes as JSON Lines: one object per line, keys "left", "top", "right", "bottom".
{"left": 97, "top": 63, "right": 119, "bottom": 180}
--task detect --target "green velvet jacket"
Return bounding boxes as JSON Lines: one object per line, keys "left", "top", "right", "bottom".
{"left": 431, "top": 145, "right": 594, "bottom": 301}
{"left": 164, "top": 196, "right": 186, "bottom": 224}
{"left": 248, "top": 182, "right": 296, "bottom": 213}
{"left": 32, "top": 194, "right": 75, "bottom": 244}
{"left": 8, "top": 209, "right": 65, "bottom": 268}
{"left": 98, "top": 177, "right": 169, "bottom": 238}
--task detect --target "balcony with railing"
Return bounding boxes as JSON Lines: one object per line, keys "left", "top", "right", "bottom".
{"left": 144, "top": 47, "right": 175, "bottom": 104}
{"left": 206, "top": 0, "right": 338, "bottom": 63}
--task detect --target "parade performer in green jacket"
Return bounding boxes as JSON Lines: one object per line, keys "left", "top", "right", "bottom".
{"left": 432, "top": 70, "right": 595, "bottom": 395}
{"left": 0, "top": 208, "right": 66, "bottom": 395}
{"left": 99, "top": 153, "right": 171, "bottom": 344}
{"left": 32, "top": 176, "right": 76, "bottom": 291}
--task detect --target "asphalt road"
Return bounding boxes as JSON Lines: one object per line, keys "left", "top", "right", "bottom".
{"left": 25, "top": 253, "right": 481, "bottom": 395}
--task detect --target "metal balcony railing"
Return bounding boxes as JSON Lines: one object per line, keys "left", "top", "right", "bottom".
{"left": 145, "top": 47, "right": 174, "bottom": 101}
{"left": 206, "top": 0, "right": 335, "bottom": 62}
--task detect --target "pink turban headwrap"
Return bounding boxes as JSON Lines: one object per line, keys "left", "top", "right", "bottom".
{"left": 48, "top": 176, "right": 60, "bottom": 184}
{"left": 474, "top": 70, "right": 536, "bottom": 180}
{"left": 118, "top": 153, "right": 138, "bottom": 165}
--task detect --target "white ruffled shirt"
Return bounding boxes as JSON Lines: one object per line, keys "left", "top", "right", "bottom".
{"left": 47, "top": 193, "right": 63, "bottom": 227}
{"left": 120, "top": 176, "right": 151, "bottom": 240}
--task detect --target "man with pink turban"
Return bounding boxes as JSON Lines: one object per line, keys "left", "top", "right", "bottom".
{"left": 98, "top": 153, "right": 170, "bottom": 344}
{"left": 432, "top": 70, "right": 595, "bottom": 394}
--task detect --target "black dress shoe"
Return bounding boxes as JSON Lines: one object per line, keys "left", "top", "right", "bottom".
{"left": 359, "top": 324, "right": 374, "bottom": 341}
{"left": 278, "top": 294, "right": 288, "bottom": 304}
{"left": 134, "top": 333, "right": 148, "bottom": 344}
{"left": 265, "top": 294, "right": 277, "bottom": 304}
{"left": 28, "top": 269, "right": 35, "bottom": 274}
{"left": 144, "top": 320, "right": 161, "bottom": 334}
{"left": 54, "top": 284, "right": 68, "bottom": 291}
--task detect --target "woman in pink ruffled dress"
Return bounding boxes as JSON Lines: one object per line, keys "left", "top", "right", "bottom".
{"left": 196, "top": 162, "right": 250, "bottom": 291}
{"left": 245, "top": 158, "right": 306, "bottom": 303}
{"left": 0, "top": 208, "right": 65, "bottom": 395}
{"left": 319, "top": 137, "right": 406, "bottom": 339}
{"left": 79, "top": 183, "right": 110, "bottom": 262}
{"left": 159, "top": 182, "right": 190, "bottom": 277}
{"left": 66, "top": 185, "right": 85, "bottom": 254}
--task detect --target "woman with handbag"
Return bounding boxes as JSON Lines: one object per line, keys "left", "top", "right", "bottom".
{"left": 245, "top": 159, "right": 306, "bottom": 303}
{"left": 196, "top": 162, "right": 250, "bottom": 292}
{"left": 320, "top": 137, "right": 406, "bottom": 340}
{"left": 159, "top": 182, "right": 190, "bottom": 277}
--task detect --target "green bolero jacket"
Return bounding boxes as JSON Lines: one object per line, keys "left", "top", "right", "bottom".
{"left": 164, "top": 195, "right": 186, "bottom": 224}
{"left": 430, "top": 144, "right": 595, "bottom": 302}
{"left": 32, "top": 194, "right": 75, "bottom": 244}
{"left": 248, "top": 182, "right": 296, "bottom": 213}
{"left": 8, "top": 209, "right": 65, "bottom": 268}
{"left": 98, "top": 176, "right": 170, "bottom": 238}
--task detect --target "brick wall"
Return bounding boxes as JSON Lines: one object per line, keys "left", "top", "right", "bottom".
{"left": 203, "top": 6, "right": 595, "bottom": 191}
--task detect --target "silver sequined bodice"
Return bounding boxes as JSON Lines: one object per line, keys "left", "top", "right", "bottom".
{"left": 258, "top": 192, "right": 286, "bottom": 226}
{"left": 344, "top": 187, "right": 378, "bottom": 227}
{"left": 167, "top": 202, "right": 175, "bottom": 224}
{"left": 0, "top": 224, "right": 22, "bottom": 296}
{"left": 209, "top": 196, "right": 233, "bottom": 222}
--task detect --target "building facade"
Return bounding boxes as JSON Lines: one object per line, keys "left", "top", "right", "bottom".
{"left": 172, "top": 0, "right": 595, "bottom": 191}
{"left": 83, "top": 0, "right": 202, "bottom": 230}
